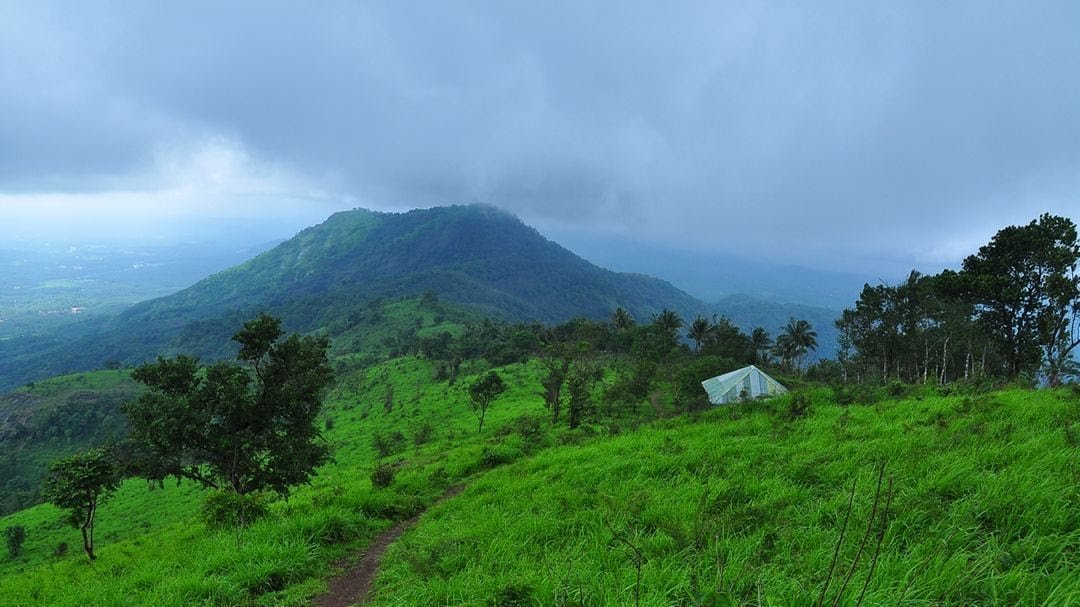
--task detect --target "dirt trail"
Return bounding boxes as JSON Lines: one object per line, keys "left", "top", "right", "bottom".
{"left": 311, "top": 485, "right": 465, "bottom": 607}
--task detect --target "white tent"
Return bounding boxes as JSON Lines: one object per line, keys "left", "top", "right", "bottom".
{"left": 701, "top": 365, "right": 788, "bottom": 405}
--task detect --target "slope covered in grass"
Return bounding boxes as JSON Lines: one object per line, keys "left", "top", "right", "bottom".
{"left": 371, "top": 389, "right": 1080, "bottom": 606}
{"left": 0, "top": 355, "right": 562, "bottom": 605}
{"left": 2, "top": 353, "right": 1076, "bottom": 606}
{"left": 0, "top": 370, "right": 140, "bottom": 516}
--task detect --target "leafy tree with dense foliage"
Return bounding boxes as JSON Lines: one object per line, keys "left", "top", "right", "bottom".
{"left": 123, "top": 314, "right": 334, "bottom": 496}
{"left": 837, "top": 214, "right": 1080, "bottom": 385}
{"left": 961, "top": 213, "right": 1080, "bottom": 383}
{"left": 40, "top": 447, "right": 122, "bottom": 560}
{"left": 468, "top": 371, "right": 507, "bottom": 433}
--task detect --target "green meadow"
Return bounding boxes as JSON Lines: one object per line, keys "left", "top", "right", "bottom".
{"left": 1, "top": 349, "right": 1077, "bottom": 606}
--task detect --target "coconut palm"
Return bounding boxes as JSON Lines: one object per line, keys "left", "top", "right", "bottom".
{"left": 611, "top": 307, "right": 636, "bottom": 331}
{"left": 651, "top": 309, "right": 684, "bottom": 337}
{"left": 687, "top": 316, "right": 714, "bottom": 353}
{"left": 777, "top": 318, "right": 818, "bottom": 372}
{"left": 751, "top": 327, "right": 773, "bottom": 365}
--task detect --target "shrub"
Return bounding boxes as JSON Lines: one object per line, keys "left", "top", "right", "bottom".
{"left": 372, "top": 430, "right": 407, "bottom": 458}
{"left": 371, "top": 463, "right": 395, "bottom": 488}
{"left": 492, "top": 584, "right": 534, "bottom": 606}
{"left": 413, "top": 421, "right": 436, "bottom": 448}
{"left": 478, "top": 444, "right": 522, "bottom": 470}
{"left": 53, "top": 542, "right": 68, "bottom": 558}
{"left": 785, "top": 392, "right": 811, "bottom": 420}
{"left": 4, "top": 525, "right": 26, "bottom": 558}
{"left": 200, "top": 492, "right": 270, "bottom": 529}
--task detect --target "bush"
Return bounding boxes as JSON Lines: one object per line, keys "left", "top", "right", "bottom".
{"left": 413, "top": 421, "right": 436, "bottom": 448}
{"left": 372, "top": 430, "right": 407, "bottom": 458}
{"left": 200, "top": 492, "right": 270, "bottom": 529}
{"left": 785, "top": 392, "right": 811, "bottom": 420}
{"left": 478, "top": 444, "right": 522, "bottom": 470}
{"left": 4, "top": 525, "right": 26, "bottom": 558}
{"left": 492, "top": 584, "right": 534, "bottom": 606}
{"left": 371, "top": 463, "right": 395, "bottom": 488}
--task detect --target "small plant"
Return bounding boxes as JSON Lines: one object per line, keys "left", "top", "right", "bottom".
{"left": 53, "top": 542, "right": 68, "bottom": 558}
{"left": 492, "top": 584, "right": 534, "bottom": 607}
{"left": 4, "top": 525, "right": 26, "bottom": 558}
{"left": 200, "top": 492, "right": 270, "bottom": 529}
{"left": 413, "top": 421, "right": 436, "bottom": 448}
{"left": 371, "top": 463, "right": 395, "bottom": 488}
{"left": 786, "top": 392, "right": 811, "bottom": 420}
{"left": 372, "top": 430, "right": 407, "bottom": 457}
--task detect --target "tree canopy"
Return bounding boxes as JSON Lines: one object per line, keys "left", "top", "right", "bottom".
{"left": 124, "top": 314, "right": 334, "bottom": 496}
{"left": 41, "top": 446, "right": 122, "bottom": 560}
{"left": 837, "top": 214, "right": 1080, "bottom": 385}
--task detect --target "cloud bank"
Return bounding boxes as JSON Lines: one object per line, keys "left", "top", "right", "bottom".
{"left": 3, "top": 2, "right": 1079, "bottom": 270}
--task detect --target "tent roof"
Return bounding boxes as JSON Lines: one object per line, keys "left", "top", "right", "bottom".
{"left": 700, "top": 365, "right": 788, "bottom": 404}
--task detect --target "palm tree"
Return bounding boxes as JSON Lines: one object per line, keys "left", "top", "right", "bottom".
{"left": 651, "top": 309, "right": 684, "bottom": 337}
{"left": 687, "top": 316, "right": 714, "bottom": 353}
{"left": 778, "top": 318, "right": 818, "bottom": 372}
{"left": 611, "top": 307, "right": 636, "bottom": 332}
{"left": 751, "top": 327, "right": 773, "bottom": 365}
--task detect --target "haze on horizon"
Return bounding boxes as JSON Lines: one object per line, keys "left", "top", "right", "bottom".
{"left": 4, "top": 2, "right": 1080, "bottom": 276}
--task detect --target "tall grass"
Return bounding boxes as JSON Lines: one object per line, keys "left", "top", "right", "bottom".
{"left": 1, "top": 359, "right": 1076, "bottom": 607}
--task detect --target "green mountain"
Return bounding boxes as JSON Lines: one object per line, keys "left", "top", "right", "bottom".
{"left": 0, "top": 205, "right": 836, "bottom": 391}
{"left": 122, "top": 204, "right": 706, "bottom": 328}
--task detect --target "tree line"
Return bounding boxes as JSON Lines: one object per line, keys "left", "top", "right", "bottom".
{"left": 836, "top": 213, "right": 1080, "bottom": 386}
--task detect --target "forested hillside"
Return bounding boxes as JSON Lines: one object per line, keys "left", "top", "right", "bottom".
{"left": 0, "top": 206, "right": 833, "bottom": 391}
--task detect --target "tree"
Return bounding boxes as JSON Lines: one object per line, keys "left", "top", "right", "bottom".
{"left": 123, "top": 314, "right": 334, "bottom": 496}
{"left": 751, "top": 328, "right": 773, "bottom": 365}
{"left": 612, "top": 307, "right": 636, "bottom": 332}
{"left": 651, "top": 309, "right": 684, "bottom": 338}
{"left": 566, "top": 363, "right": 603, "bottom": 429}
{"left": 687, "top": 316, "right": 713, "bottom": 353}
{"left": 962, "top": 213, "right": 1080, "bottom": 382}
{"left": 537, "top": 343, "right": 577, "bottom": 424}
{"left": 776, "top": 318, "right": 818, "bottom": 373}
{"left": 3, "top": 525, "right": 26, "bottom": 559}
{"left": 468, "top": 371, "right": 507, "bottom": 433}
{"left": 41, "top": 447, "right": 122, "bottom": 560}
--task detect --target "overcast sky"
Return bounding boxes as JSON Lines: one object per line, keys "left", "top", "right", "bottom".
{"left": 3, "top": 2, "right": 1079, "bottom": 273}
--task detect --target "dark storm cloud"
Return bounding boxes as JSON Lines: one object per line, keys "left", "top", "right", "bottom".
{"left": 3, "top": 1, "right": 1079, "bottom": 270}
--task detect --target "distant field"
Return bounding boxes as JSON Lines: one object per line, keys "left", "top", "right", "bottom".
{"left": 0, "top": 240, "right": 272, "bottom": 339}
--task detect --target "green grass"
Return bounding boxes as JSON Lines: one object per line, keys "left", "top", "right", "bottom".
{"left": 1, "top": 359, "right": 1077, "bottom": 606}
{"left": 370, "top": 389, "right": 1080, "bottom": 606}
{"left": 0, "top": 356, "right": 557, "bottom": 605}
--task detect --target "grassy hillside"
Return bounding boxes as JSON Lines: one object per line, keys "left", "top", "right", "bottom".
{"left": 0, "top": 297, "right": 473, "bottom": 517}
{"left": 0, "top": 354, "right": 558, "bottom": 605}
{"left": 371, "top": 389, "right": 1079, "bottom": 606}
{"left": 0, "top": 371, "right": 140, "bottom": 516}
{"left": 1, "top": 349, "right": 1076, "bottom": 606}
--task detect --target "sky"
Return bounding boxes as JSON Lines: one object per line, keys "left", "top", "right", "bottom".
{"left": 3, "top": 2, "right": 1080, "bottom": 273}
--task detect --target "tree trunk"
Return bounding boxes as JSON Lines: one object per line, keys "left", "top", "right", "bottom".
{"left": 81, "top": 501, "right": 96, "bottom": 560}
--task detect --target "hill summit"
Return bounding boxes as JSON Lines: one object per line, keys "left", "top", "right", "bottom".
{"left": 125, "top": 204, "right": 704, "bottom": 328}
